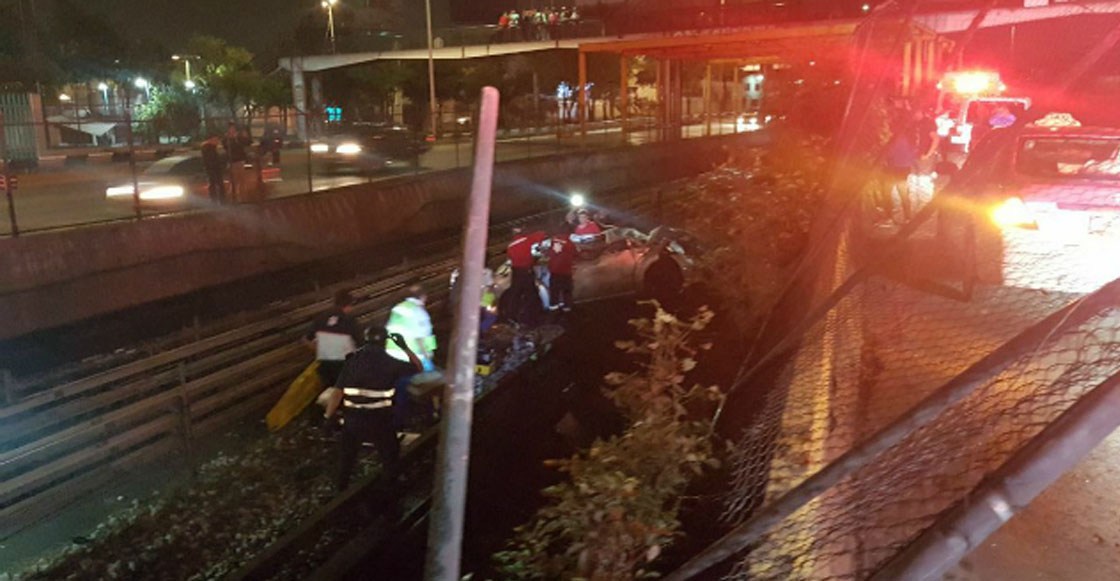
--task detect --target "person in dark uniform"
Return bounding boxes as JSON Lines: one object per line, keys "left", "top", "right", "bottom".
{"left": 223, "top": 123, "right": 248, "bottom": 201}
{"left": 305, "top": 289, "right": 364, "bottom": 392}
{"left": 326, "top": 326, "right": 422, "bottom": 491}
{"left": 200, "top": 135, "right": 225, "bottom": 204}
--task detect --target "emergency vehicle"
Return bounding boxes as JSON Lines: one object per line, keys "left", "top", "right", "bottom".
{"left": 935, "top": 70, "right": 1032, "bottom": 167}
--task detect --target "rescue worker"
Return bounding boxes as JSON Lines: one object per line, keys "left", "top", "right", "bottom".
{"left": 548, "top": 226, "right": 577, "bottom": 312}
{"left": 386, "top": 286, "right": 438, "bottom": 427}
{"left": 506, "top": 226, "right": 549, "bottom": 324}
{"left": 326, "top": 326, "right": 422, "bottom": 491}
{"left": 305, "top": 289, "right": 364, "bottom": 392}
{"left": 573, "top": 209, "right": 603, "bottom": 237}
{"left": 386, "top": 285, "right": 437, "bottom": 371}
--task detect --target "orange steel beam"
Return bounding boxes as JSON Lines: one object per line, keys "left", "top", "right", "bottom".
{"left": 579, "top": 22, "right": 861, "bottom": 54}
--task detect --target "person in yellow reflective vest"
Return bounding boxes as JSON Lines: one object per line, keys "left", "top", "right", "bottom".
{"left": 386, "top": 285, "right": 438, "bottom": 429}
{"left": 385, "top": 285, "right": 437, "bottom": 371}
{"left": 480, "top": 284, "right": 498, "bottom": 333}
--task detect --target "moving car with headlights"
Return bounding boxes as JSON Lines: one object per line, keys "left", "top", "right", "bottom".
{"left": 736, "top": 111, "right": 772, "bottom": 133}
{"left": 106, "top": 155, "right": 214, "bottom": 205}
{"left": 310, "top": 123, "right": 431, "bottom": 173}
{"left": 960, "top": 114, "right": 1120, "bottom": 293}
{"left": 464, "top": 226, "right": 699, "bottom": 320}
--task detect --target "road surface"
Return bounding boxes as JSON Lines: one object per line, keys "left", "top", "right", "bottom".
{"left": 0, "top": 122, "right": 746, "bottom": 236}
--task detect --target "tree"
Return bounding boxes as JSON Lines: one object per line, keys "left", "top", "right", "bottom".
{"left": 135, "top": 86, "right": 201, "bottom": 142}
{"left": 323, "top": 63, "right": 415, "bottom": 122}
{"left": 186, "top": 35, "right": 258, "bottom": 120}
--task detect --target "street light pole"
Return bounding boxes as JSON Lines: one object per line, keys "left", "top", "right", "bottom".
{"left": 97, "top": 82, "right": 109, "bottom": 115}
{"left": 173, "top": 55, "right": 201, "bottom": 90}
{"left": 426, "top": 0, "right": 438, "bottom": 138}
{"left": 322, "top": 0, "right": 339, "bottom": 53}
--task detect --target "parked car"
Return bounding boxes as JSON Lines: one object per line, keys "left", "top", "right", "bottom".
{"left": 310, "top": 123, "right": 431, "bottom": 173}
{"left": 955, "top": 114, "right": 1120, "bottom": 293}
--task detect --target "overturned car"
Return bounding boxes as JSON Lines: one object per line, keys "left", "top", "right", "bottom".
{"left": 452, "top": 225, "right": 700, "bottom": 322}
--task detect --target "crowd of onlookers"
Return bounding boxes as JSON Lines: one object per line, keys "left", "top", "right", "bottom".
{"left": 494, "top": 7, "right": 582, "bottom": 42}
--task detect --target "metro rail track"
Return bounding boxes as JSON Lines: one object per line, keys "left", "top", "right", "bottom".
{"left": 0, "top": 185, "right": 660, "bottom": 547}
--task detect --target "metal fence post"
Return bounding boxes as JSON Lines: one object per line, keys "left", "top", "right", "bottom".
{"left": 0, "top": 111, "right": 18, "bottom": 237}
{"left": 1, "top": 369, "right": 14, "bottom": 406}
{"left": 423, "top": 86, "right": 499, "bottom": 581}
{"left": 175, "top": 361, "right": 196, "bottom": 468}
{"left": 124, "top": 106, "right": 142, "bottom": 220}
{"left": 302, "top": 109, "right": 314, "bottom": 194}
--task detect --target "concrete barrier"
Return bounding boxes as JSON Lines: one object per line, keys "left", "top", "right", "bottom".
{"left": 0, "top": 135, "right": 745, "bottom": 340}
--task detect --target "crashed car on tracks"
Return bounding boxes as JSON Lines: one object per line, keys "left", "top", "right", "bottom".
{"left": 453, "top": 225, "right": 700, "bottom": 322}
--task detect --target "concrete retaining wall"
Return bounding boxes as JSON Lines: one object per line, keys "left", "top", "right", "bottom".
{"left": 0, "top": 135, "right": 743, "bottom": 340}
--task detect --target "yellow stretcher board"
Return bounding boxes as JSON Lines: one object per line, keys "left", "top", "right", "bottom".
{"left": 266, "top": 361, "right": 322, "bottom": 432}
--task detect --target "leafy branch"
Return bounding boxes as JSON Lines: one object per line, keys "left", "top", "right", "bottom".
{"left": 495, "top": 304, "right": 722, "bottom": 581}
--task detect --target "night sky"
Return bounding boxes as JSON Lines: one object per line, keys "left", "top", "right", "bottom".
{"left": 86, "top": 0, "right": 497, "bottom": 56}
{"left": 86, "top": 0, "right": 309, "bottom": 57}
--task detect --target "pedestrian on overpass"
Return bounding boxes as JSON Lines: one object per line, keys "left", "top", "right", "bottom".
{"left": 325, "top": 326, "right": 422, "bottom": 491}
{"left": 306, "top": 289, "right": 364, "bottom": 393}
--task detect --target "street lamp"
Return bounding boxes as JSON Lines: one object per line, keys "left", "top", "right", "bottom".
{"left": 134, "top": 77, "right": 151, "bottom": 100}
{"left": 97, "top": 82, "right": 110, "bottom": 110}
{"left": 322, "top": 0, "right": 339, "bottom": 53}
{"left": 173, "top": 54, "right": 201, "bottom": 90}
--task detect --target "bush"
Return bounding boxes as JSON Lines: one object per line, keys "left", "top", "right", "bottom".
{"left": 673, "top": 137, "right": 829, "bottom": 329}
{"left": 495, "top": 304, "right": 722, "bottom": 580}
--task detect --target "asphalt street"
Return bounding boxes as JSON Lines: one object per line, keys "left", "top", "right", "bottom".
{"left": 0, "top": 123, "right": 743, "bottom": 236}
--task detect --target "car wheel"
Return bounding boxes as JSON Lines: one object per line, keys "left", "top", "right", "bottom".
{"left": 643, "top": 256, "right": 684, "bottom": 303}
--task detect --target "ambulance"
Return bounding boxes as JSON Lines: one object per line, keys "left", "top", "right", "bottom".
{"left": 935, "top": 70, "right": 1032, "bottom": 167}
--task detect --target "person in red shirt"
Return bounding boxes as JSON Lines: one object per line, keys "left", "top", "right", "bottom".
{"left": 573, "top": 209, "right": 603, "bottom": 237}
{"left": 506, "top": 226, "right": 548, "bottom": 323}
{"left": 547, "top": 227, "right": 577, "bottom": 312}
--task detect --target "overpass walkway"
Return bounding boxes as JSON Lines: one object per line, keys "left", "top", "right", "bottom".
{"left": 280, "top": 0, "right": 1120, "bottom": 72}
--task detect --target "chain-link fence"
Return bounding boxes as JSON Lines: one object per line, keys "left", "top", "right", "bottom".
{"left": 716, "top": 230, "right": 1120, "bottom": 580}
{"left": 669, "top": 2, "right": 1120, "bottom": 579}
{"left": 0, "top": 103, "right": 756, "bottom": 237}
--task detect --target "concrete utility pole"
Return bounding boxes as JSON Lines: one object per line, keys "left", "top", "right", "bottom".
{"left": 423, "top": 86, "right": 499, "bottom": 581}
